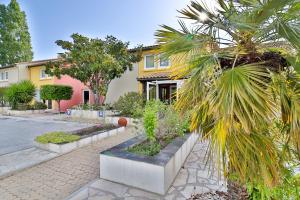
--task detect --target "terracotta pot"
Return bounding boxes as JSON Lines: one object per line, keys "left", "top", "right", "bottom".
{"left": 118, "top": 117, "right": 127, "bottom": 127}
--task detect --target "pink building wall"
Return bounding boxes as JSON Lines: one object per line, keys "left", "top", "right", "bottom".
{"left": 54, "top": 75, "right": 95, "bottom": 112}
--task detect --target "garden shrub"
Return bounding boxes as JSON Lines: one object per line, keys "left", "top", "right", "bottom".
{"left": 130, "top": 100, "right": 191, "bottom": 156}
{"left": 33, "top": 102, "right": 47, "bottom": 110}
{"left": 113, "top": 92, "right": 144, "bottom": 118}
{"left": 246, "top": 168, "right": 300, "bottom": 200}
{"left": 41, "top": 85, "right": 73, "bottom": 112}
{"left": 35, "top": 132, "right": 80, "bottom": 144}
{"left": 156, "top": 105, "right": 190, "bottom": 139}
{"left": 5, "top": 80, "right": 35, "bottom": 109}
{"left": 143, "top": 100, "right": 159, "bottom": 142}
{"left": 0, "top": 87, "right": 6, "bottom": 106}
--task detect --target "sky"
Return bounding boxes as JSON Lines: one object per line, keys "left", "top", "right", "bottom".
{"left": 1, "top": 0, "right": 192, "bottom": 60}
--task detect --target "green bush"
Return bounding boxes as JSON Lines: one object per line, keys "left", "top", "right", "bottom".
{"left": 113, "top": 92, "right": 144, "bottom": 118}
{"left": 33, "top": 102, "right": 47, "bottom": 110}
{"left": 5, "top": 80, "right": 35, "bottom": 109}
{"left": 143, "top": 100, "right": 160, "bottom": 142}
{"left": 35, "top": 132, "right": 80, "bottom": 144}
{"left": 41, "top": 85, "right": 73, "bottom": 112}
{"left": 0, "top": 87, "right": 6, "bottom": 106}
{"left": 156, "top": 105, "right": 190, "bottom": 139}
{"left": 246, "top": 170, "right": 300, "bottom": 200}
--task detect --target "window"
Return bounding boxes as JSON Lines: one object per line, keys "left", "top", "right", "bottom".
{"left": 0, "top": 71, "right": 8, "bottom": 81}
{"left": 159, "top": 55, "right": 170, "bottom": 68}
{"left": 145, "top": 55, "right": 155, "bottom": 69}
{"left": 40, "top": 69, "right": 51, "bottom": 79}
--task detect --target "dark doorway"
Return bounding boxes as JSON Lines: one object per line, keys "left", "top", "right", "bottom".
{"left": 159, "top": 84, "right": 176, "bottom": 104}
{"left": 83, "top": 90, "right": 90, "bottom": 104}
{"left": 47, "top": 100, "right": 52, "bottom": 109}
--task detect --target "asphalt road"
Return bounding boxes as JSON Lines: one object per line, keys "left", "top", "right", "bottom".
{"left": 0, "top": 116, "right": 90, "bottom": 155}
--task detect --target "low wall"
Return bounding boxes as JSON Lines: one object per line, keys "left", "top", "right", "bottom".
{"left": 35, "top": 126, "right": 125, "bottom": 154}
{"left": 66, "top": 109, "right": 137, "bottom": 126}
{"left": 100, "top": 133, "right": 199, "bottom": 195}
{"left": 3, "top": 109, "right": 46, "bottom": 115}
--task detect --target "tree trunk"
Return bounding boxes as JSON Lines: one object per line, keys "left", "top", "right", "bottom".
{"left": 57, "top": 100, "right": 60, "bottom": 113}
{"left": 94, "top": 90, "right": 100, "bottom": 105}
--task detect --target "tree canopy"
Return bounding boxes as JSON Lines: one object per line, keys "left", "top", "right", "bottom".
{"left": 0, "top": 0, "right": 33, "bottom": 66}
{"left": 40, "top": 84, "right": 73, "bottom": 112}
{"left": 46, "top": 33, "right": 141, "bottom": 104}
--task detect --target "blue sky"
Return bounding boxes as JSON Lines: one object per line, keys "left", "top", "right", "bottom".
{"left": 1, "top": 0, "right": 190, "bottom": 60}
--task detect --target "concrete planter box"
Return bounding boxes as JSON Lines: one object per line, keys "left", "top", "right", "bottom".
{"left": 4, "top": 109, "right": 46, "bottom": 115}
{"left": 66, "top": 109, "right": 114, "bottom": 119}
{"left": 35, "top": 126, "right": 125, "bottom": 154}
{"left": 100, "top": 133, "right": 199, "bottom": 195}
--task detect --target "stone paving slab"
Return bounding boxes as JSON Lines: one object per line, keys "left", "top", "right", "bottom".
{"left": 67, "top": 141, "right": 226, "bottom": 200}
{"left": 0, "top": 127, "right": 136, "bottom": 200}
{"left": 0, "top": 147, "right": 58, "bottom": 178}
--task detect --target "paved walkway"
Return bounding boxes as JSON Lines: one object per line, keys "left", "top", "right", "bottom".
{"left": 0, "top": 147, "right": 57, "bottom": 178}
{"left": 67, "top": 141, "right": 226, "bottom": 200}
{"left": 0, "top": 128, "right": 136, "bottom": 200}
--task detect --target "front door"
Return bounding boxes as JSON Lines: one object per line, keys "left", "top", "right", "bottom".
{"left": 47, "top": 100, "right": 52, "bottom": 109}
{"left": 83, "top": 90, "right": 90, "bottom": 104}
{"left": 159, "top": 84, "right": 177, "bottom": 104}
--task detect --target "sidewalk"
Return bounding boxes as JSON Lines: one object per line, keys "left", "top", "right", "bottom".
{"left": 0, "top": 127, "right": 136, "bottom": 200}
{"left": 0, "top": 147, "right": 57, "bottom": 178}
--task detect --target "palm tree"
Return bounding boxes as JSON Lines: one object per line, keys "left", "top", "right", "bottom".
{"left": 156, "top": 0, "right": 300, "bottom": 190}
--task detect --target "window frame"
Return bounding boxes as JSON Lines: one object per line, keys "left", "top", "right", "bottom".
{"left": 144, "top": 54, "right": 156, "bottom": 70}
{"left": 0, "top": 71, "right": 8, "bottom": 81}
{"left": 158, "top": 54, "right": 171, "bottom": 68}
{"left": 40, "top": 68, "right": 51, "bottom": 80}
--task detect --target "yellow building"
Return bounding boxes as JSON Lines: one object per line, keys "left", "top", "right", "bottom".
{"left": 133, "top": 45, "right": 183, "bottom": 104}
{"left": 27, "top": 59, "right": 57, "bottom": 109}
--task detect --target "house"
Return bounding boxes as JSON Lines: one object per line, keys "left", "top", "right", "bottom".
{"left": 105, "top": 62, "right": 139, "bottom": 104}
{"left": 27, "top": 59, "right": 95, "bottom": 111}
{"left": 0, "top": 62, "right": 29, "bottom": 88}
{"left": 130, "top": 45, "right": 184, "bottom": 104}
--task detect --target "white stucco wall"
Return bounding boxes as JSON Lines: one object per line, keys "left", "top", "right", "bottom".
{"left": 0, "top": 63, "right": 29, "bottom": 88}
{"left": 105, "top": 63, "right": 139, "bottom": 104}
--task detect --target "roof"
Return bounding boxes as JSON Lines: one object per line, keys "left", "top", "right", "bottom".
{"left": 137, "top": 71, "right": 172, "bottom": 81}
{"left": 0, "top": 58, "right": 60, "bottom": 69}
{"left": 128, "top": 45, "right": 160, "bottom": 53}
{"left": 23, "top": 58, "right": 60, "bottom": 67}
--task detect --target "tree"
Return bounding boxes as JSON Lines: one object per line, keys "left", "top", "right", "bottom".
{"left": 40, "top": 85, "right": 73, "bottom": 113}
{"left": 4, "top": 80, "right": 35, "bottom": 109}
{"left": 0, "top": 0, "right": 33, "bottom": 66}
{"left": 156, "top": 0, "right": 300, "bottom": 194}
{"left": 46, "top": 34, "right": 141, "bottom": 105}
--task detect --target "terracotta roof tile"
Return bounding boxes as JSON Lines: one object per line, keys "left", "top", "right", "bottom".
{"left": 137, "top": 71, "right": 172, "bottom": 81}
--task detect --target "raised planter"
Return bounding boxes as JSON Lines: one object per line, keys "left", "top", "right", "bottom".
{"left": 66, "top": 109, "right": 137, "bottom": 126}
{"left": 4, "top": 109, "right": 46, "bottom": 115}
{"left": 35, "top": 126, "right": 125, "bottom": 154}
{"left": 100, "top": 133, "right": 199, "bottom": 195}
{"left": 66, "top": 109, "right": 114, "bottom": 119}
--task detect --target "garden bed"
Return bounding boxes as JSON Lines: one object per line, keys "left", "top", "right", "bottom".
{"left": 35, "top": 124, "right": 125, "bottom": 154}
{"left": 100, "top": 133, "right": 199, "bottom": 195}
